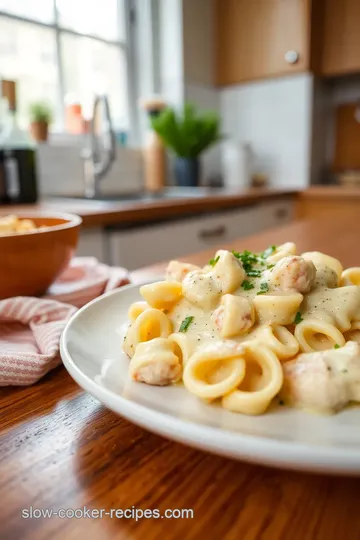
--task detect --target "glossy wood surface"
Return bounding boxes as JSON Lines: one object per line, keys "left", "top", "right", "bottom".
{"left": 318, "top": 0, "right": 360, "bottom": 76}
{"left": 0, "top": 189, "right": 296, "bottom": 229}
{"left": 216, "top": 0, "right": 310, "bottom": 85}
{"left": 3, "top": 216, "right": 360, "bottom": 540}
{"left": 332, "top": 104, "right": 360, "bottom": 171}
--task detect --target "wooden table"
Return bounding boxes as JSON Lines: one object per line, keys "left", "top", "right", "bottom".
{"left": 2, "top": 216, "right": 360, "bottom": 540}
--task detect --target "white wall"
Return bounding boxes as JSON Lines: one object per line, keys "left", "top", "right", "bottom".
{"left": 220, "top": 74, "right": 314, "bottom": 188}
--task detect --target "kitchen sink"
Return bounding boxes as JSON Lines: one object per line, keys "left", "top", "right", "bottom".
{"left": 54, "top": 187, "right": 223, "bottom": 202}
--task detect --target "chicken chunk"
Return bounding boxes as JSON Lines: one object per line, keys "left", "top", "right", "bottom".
{"left": 282, "top": 341, "right": 360, "bottom": 413}
{"left": 129, "top": 338, "right": 182, "bottom": 386}
{"left": 270, "top": 256, "right": 316, "bottom": 293}
{"left": 166, "top": 260, "right": 200, "bottom": 283}
{"left": 212, "top": 294, "right": 254, "bottom": 338}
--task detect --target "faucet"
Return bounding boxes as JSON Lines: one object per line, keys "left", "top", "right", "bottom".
{"left": 82, "top": 95, "right": 116, "bottom": 198}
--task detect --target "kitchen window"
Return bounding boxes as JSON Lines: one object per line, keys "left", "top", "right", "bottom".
{"left": 0, "top": 0, "right": 133, "bottom": 135}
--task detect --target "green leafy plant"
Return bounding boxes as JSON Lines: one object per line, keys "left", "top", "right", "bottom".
{"left": 28, "top": 101, "right": 53, "bottom": 124}
{"left": 150, "top": 103, "right": 222, "bottom": 158}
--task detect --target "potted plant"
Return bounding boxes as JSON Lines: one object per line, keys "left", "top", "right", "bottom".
{"left": 29, "top": 101, "right": 52, "bottom": 142}
{"left": 150, "top": 103, "right": 222, "bottom": 187}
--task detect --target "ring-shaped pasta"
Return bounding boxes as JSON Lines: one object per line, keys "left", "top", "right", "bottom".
{"left": 128, "top": 301, "right": 150, "bottom": 322}
{"left": 123, "top": 308, "right": 172, "bottom": 358}
{"left": 222, "top": 342, "right": 283, "bottom": 415}
{"left": 343, "top": 320, "right": 360, "bottom": 343}
{"left": 253, "top": 291, "right": 303, "bottom": 325}
{"left": 168, "top": 332, "right": 194, "bottom": 365}
{"left": 301, "top": 251, "right": 343, "bottom": 283}
{"left": 294, "top": 317, "right": 345, "bottom": 353}
{"left": 341, "top": 267, "right": 360, "bottom": 287}
{"left": 183, "top": 343, "right": 246, "bottom": 400}
{"left": 254, "top": 324, "right": 299, "bottom": 359}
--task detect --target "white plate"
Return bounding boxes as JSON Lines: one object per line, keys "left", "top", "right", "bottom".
{"left": 61, "top": 284, "right": 360, "bottom": 476}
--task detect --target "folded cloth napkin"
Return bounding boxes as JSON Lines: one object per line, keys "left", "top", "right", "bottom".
{"left": 0, "top": 257, "right": 130, "bottom": 386}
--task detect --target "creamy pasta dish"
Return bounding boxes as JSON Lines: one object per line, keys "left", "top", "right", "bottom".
{"left": 123, "top": 243, "right": 360, "bottom": 415}
{"left": 0, "top": 214, "right": 39, "bottom": 235}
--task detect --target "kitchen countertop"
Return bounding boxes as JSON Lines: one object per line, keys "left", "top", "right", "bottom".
{"left": 2, "top": 215, "right": 360, "bottom": 540}
{"left": 299, "top": 185, "right": 360, "bottom": 199}
{"left": 0, "top": 188, "right": 296, "bottom": 228}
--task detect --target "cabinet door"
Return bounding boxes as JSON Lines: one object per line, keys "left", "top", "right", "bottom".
{"left": 216, "top": 0, "right": 310, "bottom": 85}
{"left": 320, "top": 0, "right": 360, "bottom": 76}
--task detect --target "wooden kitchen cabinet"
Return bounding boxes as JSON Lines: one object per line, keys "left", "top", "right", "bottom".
{"left": 216, "top": 0, "right": 311, "bottom": 85}
{"left": 317, "top": 0, "right": 360, "bottom": 76}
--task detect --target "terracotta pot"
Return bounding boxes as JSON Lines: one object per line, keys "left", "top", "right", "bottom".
{"left": 0, "top": 212, "right": 81, "bottom": 299}
{"left": 30, "top": 121, "right": 49, "bottom": 142}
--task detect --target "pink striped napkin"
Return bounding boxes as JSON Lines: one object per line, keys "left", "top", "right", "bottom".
{"left": 0, "top": 257, "right": 130, "bottom": 386}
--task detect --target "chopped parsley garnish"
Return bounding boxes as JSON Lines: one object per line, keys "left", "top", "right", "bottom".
{"left": 209, "top": 255, "right": 220, "bottom": 267}
{"left": 257, "top": 282, "right": 269, "bottom": 295}
{"left": 334, "top": 343, "right": 340, "bottom": 349}
{"left": 179, "top": 316, "right": 194, "bottom": 333}
{"left": 232, "top": 250, "right": 258, "bottom": 274}
{"left": 342, "top": 368, "right": 348, "bottom": 374}
{"left": 242, "top": 280, "right": 254, "bottom": 291}
{"left": 267, "top": 264, "right": 275, "bottom": 270}
{"left": 232, "top": 246, "right": 277, "bottom": 278}
{"left": 262, "top": 245, "right": 277, "bottom": 259}
{"left": 246, "top": 269, "right": 261, "bottom": 278}
{"left": 294, "top": 312, "right": 303, "bottom": 325}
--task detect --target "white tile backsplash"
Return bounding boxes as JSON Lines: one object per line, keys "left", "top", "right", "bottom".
{"left": 220, "top": 74, "right": 314, "bottom": 188}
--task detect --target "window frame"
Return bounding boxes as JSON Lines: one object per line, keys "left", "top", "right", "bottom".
{"left": 0, "top": 0, "right": 137, "bottom": 141}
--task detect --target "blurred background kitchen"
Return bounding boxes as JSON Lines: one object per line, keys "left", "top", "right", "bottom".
{"left": 1, "top": 0, "right": 360, "bottom": 269}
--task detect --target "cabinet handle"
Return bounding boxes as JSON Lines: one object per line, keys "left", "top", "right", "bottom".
{"left": 198, "top": 225, "right": 227, "bottom": 241}
{"left": 285, "top": 50, "right": 299, "bottom": 65}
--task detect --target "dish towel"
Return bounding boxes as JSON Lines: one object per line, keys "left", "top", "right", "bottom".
{"left": 0, "top": 257, "right": 130, "bottom": 386}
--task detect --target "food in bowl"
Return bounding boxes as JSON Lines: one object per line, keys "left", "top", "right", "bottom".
{"left": 0, "top": 214, "right": 47, "bottom": 235}
{"left": 0, "top": 212, "right": 82, "bottom": 299}
{"left": 123, "top": 242, "right": 360, "bottom": 416}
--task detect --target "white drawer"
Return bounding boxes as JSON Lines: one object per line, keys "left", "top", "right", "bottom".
{"left": 108, "top": 205, "right": 262, "bottom": 270}
{"left": 107, "top": 198, "right": 295, "bottom": 270}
